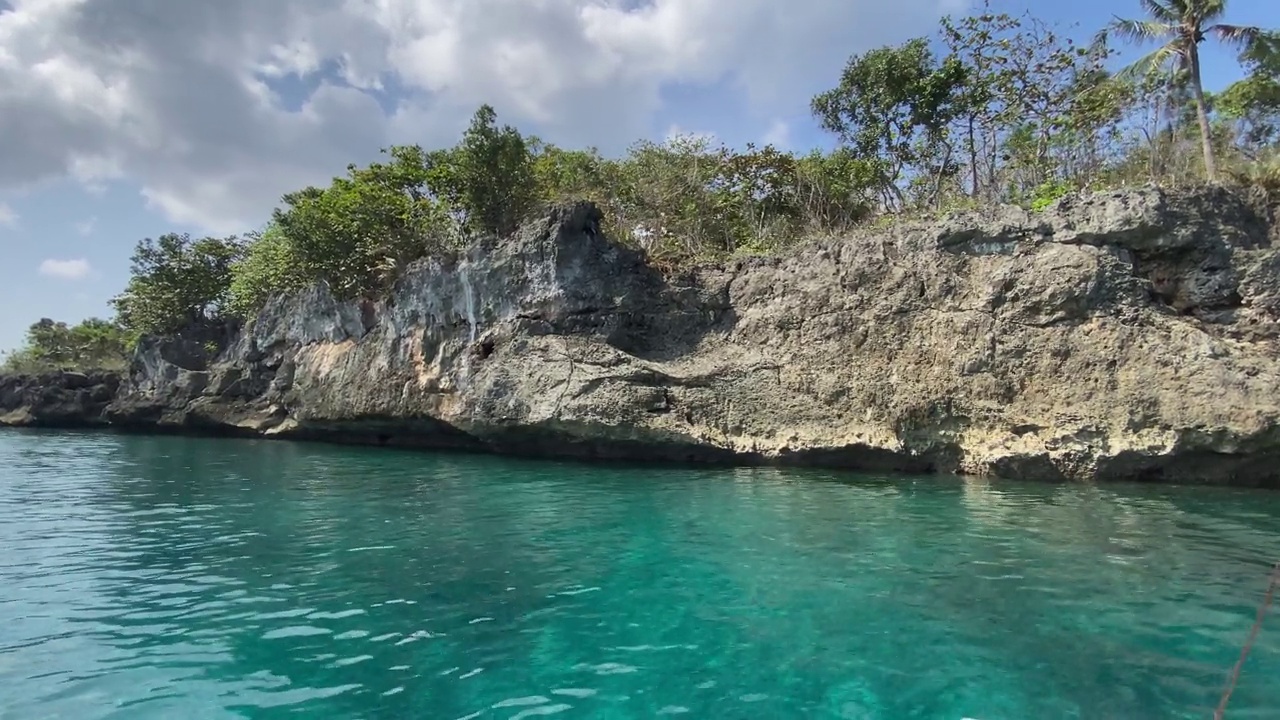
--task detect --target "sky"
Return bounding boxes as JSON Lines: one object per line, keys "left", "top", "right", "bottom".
{"left": 1, "top": 0, "right": 1277, "bottom": 353}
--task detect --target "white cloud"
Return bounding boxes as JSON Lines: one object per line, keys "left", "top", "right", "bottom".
{"left": 762, "top": 120, "right": 792, "bottom": 150}
{"left": 75, "top": 215, "right": 96, "bottom": 235}
{"left": 38, "top": 258, "right": 92, "bottom": 280}
{"left": 0, "top": 0, "right": 956, "bottom": 233}
{"left": 0, "top": 202, "right": 14, "bottom": 226}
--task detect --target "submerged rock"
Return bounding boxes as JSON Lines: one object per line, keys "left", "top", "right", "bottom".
{"left": 7, "top": 185, "right": 1280, "bottom": 485}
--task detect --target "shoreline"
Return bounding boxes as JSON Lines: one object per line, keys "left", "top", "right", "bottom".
{"left": 2, "top": 389, "right": 1276, "bottom": 489}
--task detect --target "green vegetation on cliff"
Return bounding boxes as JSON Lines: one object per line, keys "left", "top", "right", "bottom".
{"left": 3, "top": 0, "right": 1276, "bottom": 375}
{"left": 112, "top": 233, "right": 245, "bottom": 337}
{"left": 0, "top": 319, "right": 130, "bottom": 374}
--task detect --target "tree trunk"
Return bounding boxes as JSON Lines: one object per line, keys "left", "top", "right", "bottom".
{"left": 967, "top": 115, "right": 979, "bottom": 197}
{"left": 932, "top": 141, "right": 954, "bottom": 208}
{"left": 1187, "top": 41, "right": 1218, "bottom": 182}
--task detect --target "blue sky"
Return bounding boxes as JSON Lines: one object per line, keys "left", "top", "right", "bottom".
{"left": 1, "top": 0, "right": 1277, "bottom": 353}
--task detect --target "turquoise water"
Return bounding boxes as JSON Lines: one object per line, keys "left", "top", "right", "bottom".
{"left": 1, "top": 432, "right": 1278, "bottom": 719}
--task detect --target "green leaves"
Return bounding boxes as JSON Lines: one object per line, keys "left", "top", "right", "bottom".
{"left": 111, "top": 234, "right": 245, "bottom": 336}
{"left": 811, "top": 38, "right": 968, "bottom": 207}
{"left": 1218, "top": 32, "right": 1280, "bottom": 152}
{"left": 594, "top": 137, "right": 866, "bottom": 262}
{"left": 271, "top": 141, "right": 455, "bottom": 301}
{"left": 233, "top": 105, "right": 540, "bottom": 309}
{"left": 531, "top": 143, "right": 616, "bottom": 207}
{"left": 1, "top": 318, "right": 130, "bottom": 374}
{"left": 226, "top": 223, "right": 312, "bottom": 319}
{"left": 941, "top": 2, "right": 1121, "bottom": 200}
{"left": 451, "top": 104, "right": 538, "bottom": 238}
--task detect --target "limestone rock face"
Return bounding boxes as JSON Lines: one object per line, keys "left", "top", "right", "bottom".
{"left": 0, "top": 371, "right": 121, "bottom": 427}
{"left": 19, "top": 185, "right": 1280, "bottom": 485}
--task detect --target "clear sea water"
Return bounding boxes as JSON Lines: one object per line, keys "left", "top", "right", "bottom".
{"left": 1, "top": 431, "right": 1278, "bottom": 720}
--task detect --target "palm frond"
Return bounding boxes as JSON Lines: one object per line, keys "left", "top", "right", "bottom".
{"left": 1189, "top": 0, "right": 1229, "bottom": 25}
{"left": 1114, "top": 43, "right": 1185, "bottom": 81}
{"left": 1108, "top": 17, "right": 1178, "bottom": 45}
{"left": 1139, "top": 0, "right": 1180, "bottom": 23}
{"left": 1208, "top": 23, "right": 1262, "bottom": 48}
{"left": 1091, "top": 26, "right": 1111, "bottom": 53}
{"left": 1164, "top": 0, "right": 1195, "bottom": 22}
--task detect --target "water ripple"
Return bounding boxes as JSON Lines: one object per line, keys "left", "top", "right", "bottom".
{"left": 1, "top": 431, "right": 1279, "bottom": 719}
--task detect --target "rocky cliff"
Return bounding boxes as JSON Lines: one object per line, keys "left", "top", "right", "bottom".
{"left": 5, "top": 185, "right": 1280, "bottom": 485}
{"left": 0, "top": 371, "right": 120, "bottom": 427}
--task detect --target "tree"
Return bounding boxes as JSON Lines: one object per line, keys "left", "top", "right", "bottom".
{"left": 1, "top": 318, "right": 130, "bottom": 373}
{"left": 273, "top": 145, "right": 453, "bottom": 300}
{"left": 939, "top": 4, "right": 1022, "bottom": 199}
{"left": 68, "top": 318, "right": 131, "bottom": 366}
{"left": 226, "top": 222, "right": 313, "bottom": 318}
{"left": 425, "top": 105, "right": 539, "bottom": 238}
{"left": 1217, "top": 32, "right": 1280, "bottom": 155}
{"left": 111, "top": 234, "right": 245, "bottom": 336}
{"left": 1101, "top": 0, "right": 1262, "bottom": 181}
{"left": 939, "top": 3, "right": 1130, "bottom": 200}
{"left": 608, "top": 134, "right": 733, "bottom": 259}
{"left": 792, "top": 149, "right": 878, "bottom": 231}
{"left": 1056, "top": 66, "right": 1136, "bottom": 188}
{"left": 811, "top": 38, "right": 968, "bottom": 208}
{"left": 264, "top": 106, "right": 536, "bottom": 303}
{"left": 530, "top": 141, "right": 614, "bottom": 205}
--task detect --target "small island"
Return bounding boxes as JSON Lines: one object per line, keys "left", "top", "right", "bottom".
{"left": 4, "top": 3, "right": 1280, "bottom": 486}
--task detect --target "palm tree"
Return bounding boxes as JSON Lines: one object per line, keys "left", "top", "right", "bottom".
{"left": 1100, "top": 0, "right": 1261, "bottom": 181}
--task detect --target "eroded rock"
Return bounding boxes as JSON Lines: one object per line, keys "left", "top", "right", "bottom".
{"left": 8, "top": 185, "right": 1280, "bottom": 486}
{"left": 0, "top": 371, "right": 121, "bottom": 427}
